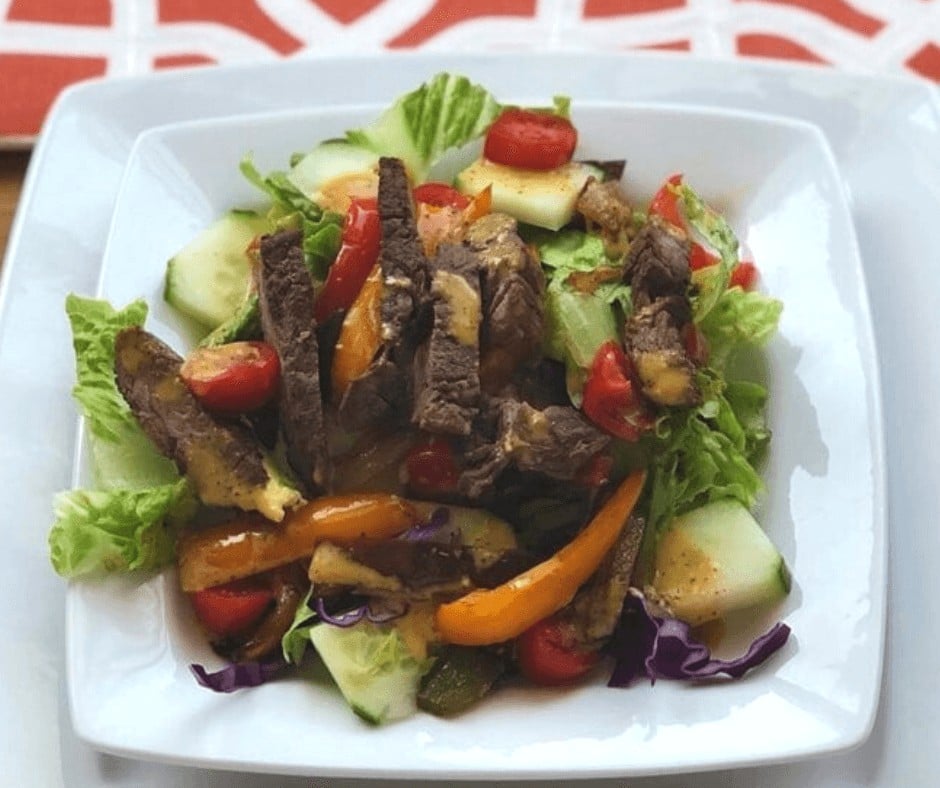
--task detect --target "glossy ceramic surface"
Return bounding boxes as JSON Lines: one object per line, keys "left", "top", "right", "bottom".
{"left": 0, "top": 53, "right": 937, "bottom": 787}
{"left": 65, "top": 102, "right": 882, "bottom": 778}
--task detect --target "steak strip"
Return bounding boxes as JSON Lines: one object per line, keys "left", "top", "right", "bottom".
{"left": 337, "top": 157, "right": 430, "bottom": 430}
{"left": 258, "top": 229, "right": 331, "bottom": 494}
{"left": 412, "top": 242, "right": 482, "bottom": 436}
{"left": 114, "top": 327, "right": 296, "bottom": 521}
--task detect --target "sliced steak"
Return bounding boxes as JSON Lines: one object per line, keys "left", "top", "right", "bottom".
{"left": 624, "top": 218, "right": 691, "bottom": 309}
{"left": 465, "top": 213, "right": 545, "bottom": 392}
{"left": 576, "top": 178, "right": 634, "bottom": 255}
{"left": 625, "top": 295, "right": 699, "bottom": 407}
{"left": 114, "top": 327, "right": 299, "bottom": 521}
{"left": 412, "top": 243, "right": 482, "bottom": 436}
{"left": 459, "top": 398, "right": 611, "bottom": 499}
{"left": 566, "top": 514, "right": 645, "bottom": 644}
{"left": 258, "top": 229, "right": 330, "bottom": 494}
{"left": 336, "top": 157, "right": 430, "bottom": 430}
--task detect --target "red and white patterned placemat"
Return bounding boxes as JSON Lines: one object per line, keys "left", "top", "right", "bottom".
{"left": 1, "top": 0, "right": 938, "bottom": 144}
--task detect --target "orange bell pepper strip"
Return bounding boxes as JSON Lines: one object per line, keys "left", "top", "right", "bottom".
{"left": 434, "top": 470, "right": 647, "bottom": 645}
{"left": 331, "top": 262, "right": 383, "bottom": 400}
{"left": 462, "top": 185, "right": 491, "bottom": 225}
{"left": 178, "top": 493, "right": 416, "bottom": 592}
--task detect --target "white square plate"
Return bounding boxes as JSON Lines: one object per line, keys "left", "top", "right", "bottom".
{"left": 64, "top": 96, "right": 884, "bottom": 779}
{"left": 4, "top": 52, "right": 938, "bottom": 788}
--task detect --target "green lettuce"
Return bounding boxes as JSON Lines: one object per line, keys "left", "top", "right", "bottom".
{"left": 699, "top": 286, "right": 783, "bottom": 369}
{"left": 282, "top": 588, "right": 318, "bottom": 665}
{"left": 531, "top": 229, "right": 625, "bottom": 404}
{"left": 678, "top": 184, "right": 738, "bottom": 322}
{"left": 240, "top": 156, "right": 344, "bottom": 279}
{"left": 49, "top": 479, "right": 193, "bottom": 578}
{"left": 645, "top": 372, "right": 769, "bottom": 536}
{"left": 346, "top": 72, "right": 502, "bottom": 180}
{"left": 66, "top": 295, "right": 178, "bottom": 489}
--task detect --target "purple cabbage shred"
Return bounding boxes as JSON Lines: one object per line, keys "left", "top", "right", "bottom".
{"left": 190, "top": 658, "right": 285, "bottom": 693}
{"left": 315, "top": 596, "right": 409, "bottom": 627}
{"left": 401, "top": 506, "right": 450, "bottom": 542}
{"left": 607, "top": 591, "right": 791, "bottom": 687}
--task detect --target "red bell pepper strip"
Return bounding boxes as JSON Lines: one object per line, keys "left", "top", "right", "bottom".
{"left": 313, "top": 197, "right": 380, "bottom": 324}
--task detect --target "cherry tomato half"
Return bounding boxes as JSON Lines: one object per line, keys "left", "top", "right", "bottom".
{"left": 314, "top": 197, "right": 381, "bottom": 324}
{"left": 403, "top": 438, "right": 460, "bottom": 497}
{"left": 581, "top": 341, "right": 654, "bottom": 442}
{"left": 483, "top": 108, "right": 577, "bottom": 171}
{"left": 648, "top": 173, "right": 684, "bottom": 227}
{"left": 189, "top": 576, "right": 274, "bottom": 639}
{"left": 181, "top": 341, "right": 280, "bottom": 415}
{"left": 730, "top": 261, "right": 759, "bottom": 290}
{"left": 517, "top": 615, "right": 600, "bottom": 686}
{"left": 413, "top": 182, "right": 469, "bottom": 209}
{"left": 689, "top": 241, "right": 720, "bottom": 271}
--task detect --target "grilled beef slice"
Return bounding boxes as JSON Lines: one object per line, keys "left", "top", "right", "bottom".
{"left": 459, "top": 398, "right": 611, "bottom": 499}
{"left": 576, "top": 178, "right": 634, "bottom": 256}
{"left": 465, "top": 213, "right": 545, "bottom": 392}
{"left": 623, "top": 219, "right": 700, "bottom": 407}
{"left": 258, "top": 229, "right": 331, "bottom": 494}
{"left": 624, "top": 218, "right": 691, "bottom": 309}
{"left": 114, "top": 327, "right": 299, "bottom": 521}
{"left": 337, "top": 157, "right": 430, "bottom": 430}
{"left": 566, "top": 514, "right": 645, "bottom": 644}
{"left": 412, "top": 243, "right": 482, "bottom": 436}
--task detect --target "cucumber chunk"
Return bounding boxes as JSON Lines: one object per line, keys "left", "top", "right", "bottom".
{"left": 287, "top": 141, "right": 380, "bottom": 198}
{"left": 164, "top": 210, "right": 270, "bottom": 329}
{"left": 310, "top": 620, "right": 430, "bottom": 725}
{"left": 651, "top": 499, "right": 790, "bottom": 626}
{"left": 455, "top": 159, "right": 603, "bottom": 231}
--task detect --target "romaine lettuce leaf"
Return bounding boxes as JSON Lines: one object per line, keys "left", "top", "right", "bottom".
{"left": 49, "top": 479, "right": 194, "bottom": 578}
{"left": 240, "top": 156, "right": 344, "bottom": 278}
{"left": 346, "top": 72, "right": 502, "bottom": 180}
{"left": 645, "top": 372, "right": 767, "bottom": 536}
{"left": 699, "top": 286, "right": 783, "bottom": 368}
{"left": 66, "top": 295, "right": 178, "bottom": 489}
{"left": 282, "top": 587, "right": 318, "bottom": 665}
{"left": 678, "top": 184, "right": 738, "bottom": 322}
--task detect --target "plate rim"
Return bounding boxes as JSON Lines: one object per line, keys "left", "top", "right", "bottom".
{"left": 3, "top": 50, "right": 926, "bottom": 786}
{"left": 67, "top": 85, "right": 887, "bottom": 778}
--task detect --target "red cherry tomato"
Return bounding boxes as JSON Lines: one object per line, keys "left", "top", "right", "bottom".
{"left": 403, "top": 438, "right": 459, "bottom": 497}
{"left": 689, "top": 242, "right": 720, "bottom": 271}
{"left": 648, "top": 173, "right": 684, "bottom": 227}
{"left": 575, "top": 452, "right": 614, "bottom": 488}
{"left": 181, "top": 341, "right": 280, "bottom": 415}
{"left": 517, "top": 615, "right": 600, "bottom": 686}
{"left": 413, "top": 182, "right": 470, "bottom": 209}
{"left": 483, "top": 108, "right": 577, "bottom": 171}
{"left": 730, "top": 261, "right": 758, "bottom": 290}
{"left": 581, "top": 341, "right": 654, "bottom": 442}
{"left": 189, "top": 577, "right": 274, "bottom": 639}
{"left": 314, "top": 197, "right": 381, "bottom": 323}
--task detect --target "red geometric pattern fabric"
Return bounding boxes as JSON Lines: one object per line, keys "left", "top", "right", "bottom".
{"left": 1, "top": 0, "right": 937, "bottom": 141}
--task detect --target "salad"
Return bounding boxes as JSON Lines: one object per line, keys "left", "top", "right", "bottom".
{"left": 51, "top": 73, "right": 790, "bottom": 725}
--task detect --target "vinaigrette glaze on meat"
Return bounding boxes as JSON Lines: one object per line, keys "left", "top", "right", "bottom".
{"left": 51, "top": 73, "right": 790, "bottom": 724}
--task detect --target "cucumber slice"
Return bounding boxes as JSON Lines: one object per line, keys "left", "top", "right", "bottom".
{"left": 164, "top": 210, "right": 270, "bottom": 329}
{"left": 310, "top": 620, "right": 430, "bottom": 725}
{"left": 287, "top": 141, "right": 380, "bottom": 198}
{"left": 651, "top": 499, "right": 791, "bottom": 626}
{"left": 455, "top": 159, "right": 603, "bottom": 231}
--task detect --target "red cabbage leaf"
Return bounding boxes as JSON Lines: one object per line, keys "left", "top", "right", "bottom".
{"left": 607, "top": 591, "right": 790, "bottom": 687}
